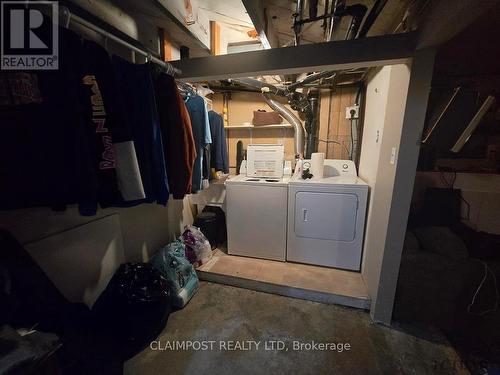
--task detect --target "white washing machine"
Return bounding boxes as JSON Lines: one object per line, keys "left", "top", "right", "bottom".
{"left": 287, "top": 160, "right": 368, "bottom": 271}
{"left": 226, "top": 175, "right": 289, "bottom": 261}
{"left": 226, "top": 144, "right": 289, "bottom": 261}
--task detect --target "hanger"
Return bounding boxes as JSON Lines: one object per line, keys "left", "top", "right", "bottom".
{"left": 177, "top": 82, "right": 197, "bottom": 99}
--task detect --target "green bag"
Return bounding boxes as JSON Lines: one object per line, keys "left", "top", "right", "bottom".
{"left": 150, "top": 240, "right": 199, "bottom": 308}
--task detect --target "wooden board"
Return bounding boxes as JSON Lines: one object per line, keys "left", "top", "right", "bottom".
{"left": 198, "top": 250, "right": 370, "bottom": 309}
{"left": 211, "top": 88, "right": 360, "bottom": 170}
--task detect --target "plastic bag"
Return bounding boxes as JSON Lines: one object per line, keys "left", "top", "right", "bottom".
{"left": 181, "top": 225, "right": 212, "bottom": 267}
{"left": 150, "top": 240, "right": 199, "bottom": 308}
{"left": 92, "top": 263, "right": 171, "bottom": 357}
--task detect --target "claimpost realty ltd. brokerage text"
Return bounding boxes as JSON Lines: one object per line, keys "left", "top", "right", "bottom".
{"left": 150, "top": 340, "right": 351, "bottom": 353}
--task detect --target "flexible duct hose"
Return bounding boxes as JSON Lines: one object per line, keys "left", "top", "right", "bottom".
{"left": 263, "top": 93, "right": 305, "bottom": 158}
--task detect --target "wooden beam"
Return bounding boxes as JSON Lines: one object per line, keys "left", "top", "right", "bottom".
{"left": 210, "top": 21, "right": 221, "bottom": 56}
{"left": 172, "top": 32, "right": 417, "bottom": 81}
{"left": 161, "top": 28, "right": 172, "bottom": 61}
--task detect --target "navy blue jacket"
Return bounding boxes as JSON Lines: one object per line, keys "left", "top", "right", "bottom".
{"left": 208, "top": 111, "right": 229, "bottom": 174}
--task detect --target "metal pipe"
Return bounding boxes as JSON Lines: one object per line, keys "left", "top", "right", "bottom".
{"left": 62, "top": 6, "right": 181, "bottom": 76}
{"left": 327, "top": 0, "right": 341, "bottom": 41}
{"left": 287, "top": 71, "right": 336, "bottom": 91}
{"left": 351, "top": 84, "right": 364, "bottom": 165}
{"left": 305, "top": 89, "right": 320, "bottom": 158}
{"left": 231, "top": 78, "right": 286, "bottom": 96}
{"left": 293, "top": 0, "right": 304, "bottom": 45}
{"left": 263, "top": 93, "right": 305, "bottom": 158}
{"left": 210, "top": 85, "right": 261, "bottom": 93}
{"left": 421, "top": 87, "right": 461, "bottom": 144}
{"left": 451, "top": 95, "right": 496, "bottom": 153}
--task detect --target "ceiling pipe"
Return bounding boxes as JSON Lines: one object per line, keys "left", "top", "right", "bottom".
{"left": 305, "top": 89, "right": 320, "bottom": 158}
{"left": 287, "top": 71, "right": 336, "bottom": 91}
{"left": 230, "top": 78, "right": 287, "bottom": 96}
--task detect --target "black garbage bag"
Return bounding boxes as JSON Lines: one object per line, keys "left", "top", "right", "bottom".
{"left": 92, "top": 263, "right": 172, "bottom": 358}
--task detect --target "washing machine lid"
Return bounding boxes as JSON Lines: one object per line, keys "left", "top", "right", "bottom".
{"left": 225, "top": 174, "right": 290, "bottom": 187}
{"left": 289, "top": 175, "right": 367, "bottom": 187}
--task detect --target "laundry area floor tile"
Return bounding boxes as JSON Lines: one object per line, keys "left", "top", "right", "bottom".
{"left": 196, "top": 250, "right": 370, "bottom": 309}
{"left": 125, "top": 282, "right": 467, "bottom": 375}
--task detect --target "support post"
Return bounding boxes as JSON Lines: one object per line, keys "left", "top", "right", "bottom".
{"left": 370, "top": 48, "right": 436, "bottom": 324}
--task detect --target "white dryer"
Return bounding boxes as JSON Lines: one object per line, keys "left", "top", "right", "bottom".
{"left": 287, "top": 160, "right": 368, "bottom": 271}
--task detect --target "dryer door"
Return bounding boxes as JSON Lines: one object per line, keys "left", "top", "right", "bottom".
{"left": 294, "top": 192, "right": 357, "bottom": 241}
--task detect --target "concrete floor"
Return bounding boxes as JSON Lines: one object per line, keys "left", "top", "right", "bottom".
{"left": 125, "top": 282, "right": 468, "bottom": 375}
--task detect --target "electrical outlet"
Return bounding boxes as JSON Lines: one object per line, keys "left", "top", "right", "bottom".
{"left": 346, "top": 105, "right": 360, "bottom": 119}
{"left": 390, "top": 147, "right": 397, "bottom": 165}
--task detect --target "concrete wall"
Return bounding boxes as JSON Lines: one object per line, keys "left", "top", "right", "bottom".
{"left": 358, "top": 65, "right": 411, "bottom": 315}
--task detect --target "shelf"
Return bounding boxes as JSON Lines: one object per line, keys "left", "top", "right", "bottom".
{"left": 225, "top": 123, "right": 292, "bottom": 129}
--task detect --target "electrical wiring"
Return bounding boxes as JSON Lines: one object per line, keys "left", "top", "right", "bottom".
{"left": 467, "top": 260, "right": 499, "bottom": 316}
{"left": 437, "top": 173, "right": 497, "bottom": 316}
{"left": 315, "top": 137, "right": 350, "bottom": 158}
{"left": 349, "top": 118, "right": 354, "bottom": 159}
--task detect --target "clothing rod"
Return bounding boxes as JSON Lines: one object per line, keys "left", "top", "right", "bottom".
{"left": 64, "top": 8, "right": 181, "bottom": 77}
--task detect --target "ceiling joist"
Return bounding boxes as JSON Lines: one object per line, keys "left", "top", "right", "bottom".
{"left": 172, "top": 31, "right": 417, "bottom": 81}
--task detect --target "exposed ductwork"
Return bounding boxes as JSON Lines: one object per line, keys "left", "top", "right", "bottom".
{"left": 263, "top": 93, "right": 305, "bottom": 158}
{"left": 231, "top": 78, "right": 305, "bottom": 158}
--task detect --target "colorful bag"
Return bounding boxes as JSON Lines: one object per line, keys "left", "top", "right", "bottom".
{"left": 181, "top": 225, "right": 212, "bottom": 267}
{"left": 150, "top": 240, "right": 199, "bottom": 308}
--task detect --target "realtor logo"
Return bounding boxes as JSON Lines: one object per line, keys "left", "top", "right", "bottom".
{"left": 1, "top": 1, "right": 58, "bottom": 70}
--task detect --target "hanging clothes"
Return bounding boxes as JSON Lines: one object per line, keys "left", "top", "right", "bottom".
{"left": 80, "top": 40, "right": 145, "bottom": 204}
{"left": 0, "top": 27, "right": 99, "bottom": 213}
{"left": 185, "top": 95, "right": 211, "bottom": 193}
{"left": 203, "top": 144, "right": 211, "bottom": 181}
{"left": 208, "top": 110, "right": 229, "bottom": 174}
{"left": 178, "top": 96, "right": 197, "bottom": 195}
{"left": 151, "top": 69, "right": 196, "bottom": 199}
{"left": 80, "top": 41, "right": 128, "bottom": 216}
{"left": 112, "top": 56, "right": 169, "bottom": 205}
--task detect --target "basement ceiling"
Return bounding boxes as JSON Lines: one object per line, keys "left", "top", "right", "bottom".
{"left": 263, "top": 0, "right": 421, "bottom": 47}
{"left": 68, "top": 0, "right": 430, "bottom": 59}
